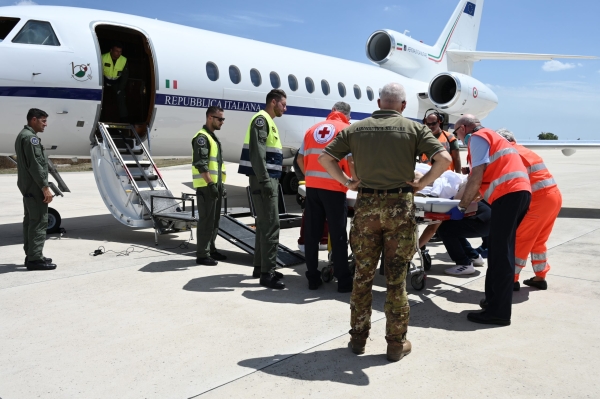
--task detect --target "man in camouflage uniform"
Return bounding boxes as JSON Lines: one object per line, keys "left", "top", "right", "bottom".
{"left": 319, "top": 83, "right": 451, "bottom": 361}
{"left": 15, "top": 108, "right": 57, "bottom": 271}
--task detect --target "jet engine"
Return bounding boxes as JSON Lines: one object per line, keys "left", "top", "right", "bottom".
{"left": 428, "top": 72, "right": 498, "bottom": 118}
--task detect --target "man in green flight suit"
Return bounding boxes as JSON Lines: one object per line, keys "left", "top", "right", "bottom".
{"left": 15, "top": 108, "right": 57, "bottom": 271}
{"left": 102, "top": 42, "right": 129, "bottom": 121}
{"left": 238, "top": 89, "right": 287, "bottom": 289}
{"left": 192, "top": 106, "right": 228, "bottom": 265}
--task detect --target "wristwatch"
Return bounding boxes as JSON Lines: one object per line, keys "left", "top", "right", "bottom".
{"left": 344, "top": 179, "right": 353, "bottom": 187}
{"left": 457, "top": 205, "right": 467, "bottom": 213}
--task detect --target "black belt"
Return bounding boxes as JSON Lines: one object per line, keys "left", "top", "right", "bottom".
{"left": 359, "top": 187, "right": 413, "bottom": 194}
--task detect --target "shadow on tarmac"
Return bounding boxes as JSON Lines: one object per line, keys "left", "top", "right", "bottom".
{"left": 0, "top": 263, "right": 28, "bottom": 275}
{"left": 139, "top": 249, "right": 253, "bottom": 273}
{"left": 238, "top": 347, "right": 389, "bottom": 386}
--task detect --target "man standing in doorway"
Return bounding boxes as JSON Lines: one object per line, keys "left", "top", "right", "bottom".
{"left": 15, "top": 108, "right": 57, "bottom": 271}
{"left": 192, "top": 106, "right": 227, "bottom": 266}
{"left": 238, "top": 89, "right": 287, "bottom": 289}
{"left": 102, "top": 42, "right": 129, "bottom": 122}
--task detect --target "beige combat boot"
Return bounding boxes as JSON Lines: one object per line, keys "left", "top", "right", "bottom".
{"left": 349, "top": 330, "right": 369, "bottom": 354}
{"left": 386, "top": 339, "right": 412, "bottom": 362}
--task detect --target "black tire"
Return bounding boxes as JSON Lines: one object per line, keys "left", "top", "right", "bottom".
{"left": 47, "top": 207, "right": 61, "bottom": 234}
{"left": 321, "top": 265, "right": 333, "bottom": 283}
{"left": 422, "top": 250, "right": 432, "bottom": 271}
{"left": 282, "top": 172, "right": 299, "bottom": 195}
{"left": 411, "top": 273, "right": 426, "bottom": 291}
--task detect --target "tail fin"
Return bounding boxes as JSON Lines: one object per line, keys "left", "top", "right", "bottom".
{"left": 430, "top": 0, "right": 483, "bottom": 63}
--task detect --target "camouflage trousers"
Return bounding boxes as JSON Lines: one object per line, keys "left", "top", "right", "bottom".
{"left": 349, "top": 192, "right": 416, "bottom": 344}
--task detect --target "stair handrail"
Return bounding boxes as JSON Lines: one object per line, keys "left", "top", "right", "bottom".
{"left": 129, "top": 126, "right": 171, "bottom": 193}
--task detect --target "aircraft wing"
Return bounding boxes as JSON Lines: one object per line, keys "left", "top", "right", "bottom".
{"left": 517, "top": 141, "right": 600, "bottom": 156}
{"left": 447, "top": 50, "right": 598, "bottom": 62}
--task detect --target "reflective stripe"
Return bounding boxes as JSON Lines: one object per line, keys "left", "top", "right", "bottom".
{"left": 515, "top": 257, "right": 528, "bottom": 267}
{"left": 304, "top": 148, "right": 323, "bottom": 156}
{"left": 239, "top": 160, "right": 252, "bottom": 167}
{"left": 306, "top": 170, "right": 335, "bottom": 179}
{"left": 266, "top": 163, "right": 283, "bottom": 171}
{"left": 209, "top": 156, "right": 218, "bottom": 162}
{"left": 243, "top": 143, "right": 250, "bottom": 149}
{"left": 209, "top": 171, "right": 218, "bottom": 176}
{"left": 531, "top": 252, "right": 547, "bottom": 261}
{"left": 489, "top": 148, "right": 518, "bottom": 165}
{"left": 515, "top": 267, "right": 523, "bottom": 275}
{"left": 527, "top": 162, "right": 547, "bottom": 174}
{"left": 533, "top": 262, "right": 548, "bottom": 272}
{"left": 531, "top": 178, "right": 557, "bottom": 192}
{"left": 192, "top": 174, "right": 203, "bottom": 180}
{"left": 266, "top": 146, "right": 283, "bottom": 154}
{"left": 483, "top": 171, "right": 529, "bottom": 202}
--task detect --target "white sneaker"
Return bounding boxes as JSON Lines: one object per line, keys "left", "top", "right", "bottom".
{"left": 471, "top": 254, "right": 485, "bottom": 266}
{"left": 445, "top": 264, "right": 476, "bottom": 275}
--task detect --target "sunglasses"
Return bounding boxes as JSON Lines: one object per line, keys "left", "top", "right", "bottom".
{"left": 210, "top": 116, "right": 225, "bottom": 122}
{"left": 425, "top": 121, "right": 439, "bottom": 127}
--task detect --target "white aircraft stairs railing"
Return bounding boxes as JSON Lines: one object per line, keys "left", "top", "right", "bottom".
{"left": 91, "top": 122, "right": 198, "bottom": 244}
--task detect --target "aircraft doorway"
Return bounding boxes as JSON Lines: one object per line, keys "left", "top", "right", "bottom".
{"left": 94, "top": 24, "right": 156, "bottom": 137}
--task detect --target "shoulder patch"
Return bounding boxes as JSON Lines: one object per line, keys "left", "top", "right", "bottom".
{"left": 254, "top": 117, "right": 265, "bottom": 128}
{"left": 313, "top": 124, "right": 336, "bottom": 144}
{"left": 197, "top": 136, "right": 207, "bottom": 146}
{"left": 30, "top": 137, "right": 40, "bottom": 146}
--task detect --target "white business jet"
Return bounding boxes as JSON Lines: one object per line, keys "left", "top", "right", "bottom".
{"left": 0, "top": 0, "right": 595, "bottom": 230}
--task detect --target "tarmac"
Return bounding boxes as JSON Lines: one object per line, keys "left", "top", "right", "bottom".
{"left": 1, "top": 149, "right": 599, "bottom": 398}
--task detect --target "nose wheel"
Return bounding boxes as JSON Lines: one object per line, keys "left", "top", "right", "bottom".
{"left": 47, "top": 207, "right": 62, "bottom": 234}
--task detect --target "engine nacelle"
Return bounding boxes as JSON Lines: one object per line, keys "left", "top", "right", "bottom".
{"left": 428, "top": 72, "right": 498, "bottom": 118}
{"left": 366, "top": 30, "right": 432, "bottom": 79}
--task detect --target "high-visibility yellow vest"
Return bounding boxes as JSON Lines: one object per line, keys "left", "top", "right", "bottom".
{"left": 192, "top": 128, "right": 226, "bottom": 188}
{"left": 237, "top": 110, "right": 283, "bottom": 178}
{"left": 102, "top": 52, "right": 127, "bottom": 80}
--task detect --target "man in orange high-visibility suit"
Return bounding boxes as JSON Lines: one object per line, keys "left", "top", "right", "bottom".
{"left": 454, "top": 115, "right": 531, "bottom": 326}
{"left": 297, "top": 101, "right": 355, "bottom": 292}
{"left": 496, "top": 129, "right": 562, "bottom": 291}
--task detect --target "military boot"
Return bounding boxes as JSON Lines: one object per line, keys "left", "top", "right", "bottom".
{"left": 349, "top": 330, "right": 369, "bottom": 354}
{"left": 387, "top": 339, "right": 412, "bottom": 362}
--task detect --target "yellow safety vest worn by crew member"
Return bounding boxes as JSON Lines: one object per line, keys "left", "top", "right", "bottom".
{"left": 237, "top": 110, "right": 283, "bottom": 178}
{"left": 102, "top": 52, "right": 127, "bottom": 80}
{"left": 192, "top": 128, "right": 226, "bottom": 188}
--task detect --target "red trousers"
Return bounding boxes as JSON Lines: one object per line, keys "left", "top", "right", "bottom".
{"left": 514, "top": 187, "right": 562, "bottom": 282}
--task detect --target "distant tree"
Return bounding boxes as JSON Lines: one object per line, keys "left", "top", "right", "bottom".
{"left": 538, "top": 132, "right": 559, "bottom": 140}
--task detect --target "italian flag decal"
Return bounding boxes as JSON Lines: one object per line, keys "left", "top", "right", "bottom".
{"left": 396, "top": 43, "right": 403, "bottom": 50}
{"left": 166, "top": 79, "right": 178, "bottom": 89}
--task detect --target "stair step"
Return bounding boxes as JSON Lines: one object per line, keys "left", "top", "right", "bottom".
{"left": 124, "top": 161, "right": 152, "bottom": 167}
{"left": 133, "top": 175, "right": 159, "bottom": 182}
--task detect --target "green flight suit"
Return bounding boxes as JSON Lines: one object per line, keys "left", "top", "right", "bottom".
{"left": 192, "top": 126, "right": 224, "bottom": 258}
{"left": 245, "top": 115, "right": 281, "bottom": 274}
{"left": 14, "top": 126, "right": 49, "bottom": 262}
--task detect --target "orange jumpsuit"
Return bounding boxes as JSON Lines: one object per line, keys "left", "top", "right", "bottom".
{"left": 512, "top": 144, "right": 562, "bottom": 282}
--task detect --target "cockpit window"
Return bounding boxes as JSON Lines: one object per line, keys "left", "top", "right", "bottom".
{"left": 12, "top": 20, "right": 60, "bottom": 46}
{"left": 0, "top": 17, "right": 20, "bottom": 42}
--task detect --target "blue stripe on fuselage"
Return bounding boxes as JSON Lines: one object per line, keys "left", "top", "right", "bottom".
{"left": 0, "top": 87, "right": 432, "bottom": 124}
{"left": 0, "top": 86, "right": 102, "bottom": 101}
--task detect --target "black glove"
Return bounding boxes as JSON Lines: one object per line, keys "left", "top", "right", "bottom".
{"left": 261, "top": 179, "right": 275, "bottom": 197}
{"left": 208, "top": 182, "right": 219, "bottom": 199}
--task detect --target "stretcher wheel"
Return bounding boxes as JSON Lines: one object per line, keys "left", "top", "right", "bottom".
{"left": 321, "top": 265, "right": 333, "bottom": 283}
{"left": 411, "top": 273, "right": 426, "bottom": 291}
{"left": 422, "top": 249, "right": 432, "bottom": 271}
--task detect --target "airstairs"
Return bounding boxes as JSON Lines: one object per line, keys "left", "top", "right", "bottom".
{"left": 91, "top": 122, "right": 304, "bottom": 266}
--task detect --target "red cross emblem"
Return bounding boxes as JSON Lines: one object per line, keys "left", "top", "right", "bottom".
{"left": 313, "top": 124, "right": 335, "bottom": 144}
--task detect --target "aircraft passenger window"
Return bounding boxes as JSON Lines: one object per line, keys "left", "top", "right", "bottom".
{"left": 250, "top": 68, "right": 261, "bottom": 87}
{"left": 321, "top": 80, "right": 330, "bottom": 96}
{"left": 270, "top": 72, "right": 281, "bottom": 89}
{"left": 338, "top": 82, "right": 346, "bottom": 98}
{"left": 229, "top": 65, "right": 241, "bottom": 84}
{"left": 206, "top": 62, "right": 219, "bottom": 81}
{"left": 0, "top": 17, "right": 20, "bottom": 42}
{"left": 366, "top": 86, "right": 374, "bottom": 101}
{"left": 354, "top": 85, "right": 361, "bottom": 100}
{"left": 288, "top": 74, "right": 298, "bottom": 91}
{"left": 305, "top": 77, "right": 315, "bottom": 93}
{"left": 12, "top": 20, "right": 60, "bottom": 46}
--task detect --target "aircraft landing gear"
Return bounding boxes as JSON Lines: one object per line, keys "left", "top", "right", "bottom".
{"left": 281, "top": 171, "right": 299, "bottom": 195}
{"left": 47, "top": 207, "right": 62, "bottom": 234}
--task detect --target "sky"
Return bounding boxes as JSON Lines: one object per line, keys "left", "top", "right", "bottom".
{"left": 2, "top": 0, "right": 599, "bottom": 140}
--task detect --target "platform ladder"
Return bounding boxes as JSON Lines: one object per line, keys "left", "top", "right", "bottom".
{"left": 96, "top": 122, "right": 171, "bottom": 220}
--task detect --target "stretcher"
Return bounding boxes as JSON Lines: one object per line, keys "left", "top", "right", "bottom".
{"left": 298, "top": 185, "right": 476, "bottom": 290}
